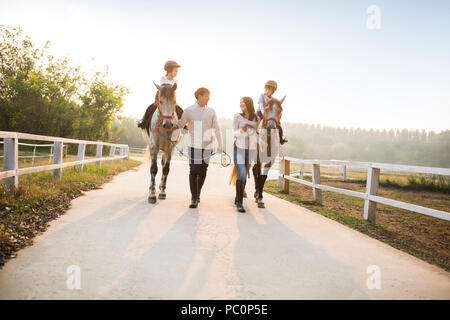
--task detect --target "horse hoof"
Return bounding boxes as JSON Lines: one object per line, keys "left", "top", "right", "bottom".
{"left": 258, "top": 202, "right": 265, "bottom": 208}
{"left": 148, "top": 196, "right": 156, "bottom": 204}
{"left": 158, "top": 193, "right": 166, "bottom": 200}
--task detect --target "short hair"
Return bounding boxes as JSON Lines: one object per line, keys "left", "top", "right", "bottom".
{"left": 195, "top": 87, "right": 210, "bottom": 99}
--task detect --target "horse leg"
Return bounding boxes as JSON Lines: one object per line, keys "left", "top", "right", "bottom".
{"left": 148, "top": 146, "right": 158, "bottom": 204}
{"left": 158, "top": 154, "right": 171, "bottom": 199}
{"left": 257, "top": 162, "right": 271, "bottom": 208}
{"left": 257, "top": 174, "right": 268, "bottom": 208}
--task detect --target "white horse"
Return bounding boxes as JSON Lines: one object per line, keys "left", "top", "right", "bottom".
{"left": 139, "top": 83, "right": 183, "bottom": 203}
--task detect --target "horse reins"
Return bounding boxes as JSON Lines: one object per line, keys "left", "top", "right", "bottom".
{"left": 152, "top": 95, "right": 176, "bottom": 135}
{"left": 262, "top": 101, "right": 281, "bottom": 128}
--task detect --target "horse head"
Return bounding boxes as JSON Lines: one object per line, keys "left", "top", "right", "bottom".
{"left": 154, "top": 82, "right": 177, "bottom": 129}
{"left": 262, "top": 97, "right": 283, "bottom": 130}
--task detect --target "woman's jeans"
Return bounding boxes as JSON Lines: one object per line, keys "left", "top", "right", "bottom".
{"left": 233, "top": 145, "right": 255, "bottom": 182}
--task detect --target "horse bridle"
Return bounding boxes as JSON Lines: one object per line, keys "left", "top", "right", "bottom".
{"left": 262, "top": 101, "right": 281, "bottom": 128}
{"left": 152, "top": 92, "right": 176, "bottom": 135}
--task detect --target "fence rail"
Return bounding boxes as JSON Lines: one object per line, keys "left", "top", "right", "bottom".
{"left": 277, "top": 156, "right": 450, "bottom": 222}
{"left": 128, "top": 147, "right": 146, "bottom": 154}
{"left": 1, "top": 131, "right": 129, "bottom": 194}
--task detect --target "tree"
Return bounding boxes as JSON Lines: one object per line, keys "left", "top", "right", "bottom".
{"left": 0, "top": 25, "right": 128, "bottom": 143}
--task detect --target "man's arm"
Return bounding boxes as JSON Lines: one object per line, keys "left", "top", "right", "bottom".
{"left": 212, "top": 110, "right": 223, "bottom": 152}
{"left": 177, "top": 107, "right": 189, "bottom": 129}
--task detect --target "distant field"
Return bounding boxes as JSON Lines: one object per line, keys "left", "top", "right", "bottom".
{"left": 275, "top": 162, "right": 450, "bottom": 193}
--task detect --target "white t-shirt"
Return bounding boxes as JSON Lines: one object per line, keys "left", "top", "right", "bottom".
{"left": 178, "top": 103, "right": 223, "bottom": 150}
{"left": 161, "top": 76, "right": 177, "bottom": 86}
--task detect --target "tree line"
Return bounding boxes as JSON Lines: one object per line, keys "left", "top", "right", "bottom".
{"left": 279, "top": 122, "right": 450, "bottom": 168}
{"left": 0, "top": 25, "right": 128, "bottom": 142}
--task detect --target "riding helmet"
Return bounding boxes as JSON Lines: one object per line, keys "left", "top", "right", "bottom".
{"left": 164, "top": 60, "right": 181, "bottom": 71}
{"left": 265, "top": 80, "right": 277, "bottom": 90}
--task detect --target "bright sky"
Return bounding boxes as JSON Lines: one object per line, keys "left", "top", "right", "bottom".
{"left": 1, "top": 0, "right": 449, "bottom": 132}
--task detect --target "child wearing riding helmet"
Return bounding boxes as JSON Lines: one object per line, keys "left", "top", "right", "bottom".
{"left": 138, "top": 60, "right": 184, "bottom": 132}
{"left": 256, "top": 80, "right": 287, "bottom": 144}
{"left": 161, "top": 60, "right": 183, "bottom": 119}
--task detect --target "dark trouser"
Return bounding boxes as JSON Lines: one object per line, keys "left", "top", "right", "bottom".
{"left": 188, "top": 148, "right": 212, "bottom": 199}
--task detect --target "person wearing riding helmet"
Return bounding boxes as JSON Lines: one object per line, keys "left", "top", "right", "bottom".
{"left": 137, "top": 60, "right": 185, "bottom": 132}
{"left": 256, "top": 80, "right": 287, "bottom": 144}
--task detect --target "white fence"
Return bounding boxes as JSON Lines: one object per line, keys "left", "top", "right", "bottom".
{"left": 128, "top": 147, "right": 146, "bottom": 154}
{"left": 278, "top": 157, "right": 450, "bottom": 223}
{"left": 1, "top": 131, "right": 129, "bottom": 194}
{"left": 0, "top": 140, "right": 55, "bottom": 164}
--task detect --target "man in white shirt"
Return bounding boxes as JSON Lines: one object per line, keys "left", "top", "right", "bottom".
{"left": 176, "top": 87, "right": 223, "bottom": 208}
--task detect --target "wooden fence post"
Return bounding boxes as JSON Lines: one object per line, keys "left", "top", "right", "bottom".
{"left": 76, "top": 143, "right": 86, "bottom": 172}
{"left": 119, "top": 147, "right": 124, "bottom": 163}
{"left": 109, "top": 146, "right": 116, "bottom": 163}
{"left": 52, "top": 141, "right": 63, "bottom": 180}
{"left": 278, "top": 157, "right": 284, "bottom": 187}
{"left": 3, "top": 138, "right": 18, "bottom": 194}
{"left": 96, "top": 144, "right": 103, "bottom": 166}
{"left": 312, "top": 163, "right": 322, "bottom": 204}
{"left": 342, "top": 165, "right": 347, "bottom": 182}
{"left": 283, "top": 159, "right": 290, "bottom": 194}
{"left": 300, "top": 163, "right": 304, "bottom": 179}
{"left": 364, "top": 167, "right": 380, "bottom": 223}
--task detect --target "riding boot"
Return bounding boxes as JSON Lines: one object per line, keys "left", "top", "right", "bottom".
{"left": 189, "top": 174, "right": 198, "bottom": 208}
{"left": 253, "top": 166, "right": 260, "bottom": 199}
{"left": 236, "top": 180, "right": 245, "bottom": 213}
{"left": 279, "top": 126, "right": 288, "bottom": 145}
{"left": 243, "top": 180, "right": 247, "bottom": 198}
{"left": 196, "top": 174, "right": 206, "bottom": 202}
{"left": 235, "top": 182, "right": 239, "bottom": 206}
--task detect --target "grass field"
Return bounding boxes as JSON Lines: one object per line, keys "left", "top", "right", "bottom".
{"left": 0, "top": 158, "right": 142, "bottom": 267}
{"left": 275, "top": 162, "right": 450, "bottom": 193}
{"left": 264, "top": 176, "right": 450, "bottom": 271}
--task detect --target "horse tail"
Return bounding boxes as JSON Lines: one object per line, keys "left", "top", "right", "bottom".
{"left": 228, "top": 164, "right": 237, "bottom": 186}
{"left": 141, "top": 129, "right": 152, "bottom": 165}
{"left": 144, "top": 145, "right": 152, "bottom": 164}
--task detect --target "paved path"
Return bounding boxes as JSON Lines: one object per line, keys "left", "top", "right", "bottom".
{"left": 0, "top": 160, "right": 449, "bottom": 299}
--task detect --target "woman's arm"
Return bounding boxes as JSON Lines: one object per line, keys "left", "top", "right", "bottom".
{"left": 233, "top": 114, "right": 248, "bottom": 138}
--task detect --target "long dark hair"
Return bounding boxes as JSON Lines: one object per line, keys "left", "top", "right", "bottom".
{"left": 241, "top": 96, "right": 256, "bottom": 121}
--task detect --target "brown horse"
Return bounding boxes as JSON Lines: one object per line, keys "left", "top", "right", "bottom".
{"left": 252, "top": 97, "right": 284, "bottom": 208}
